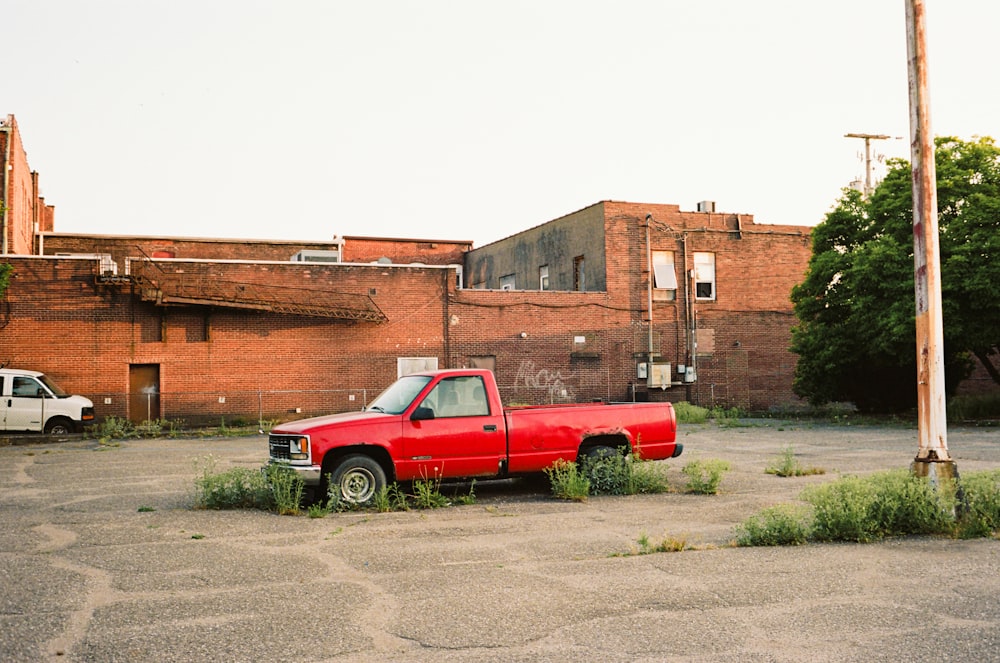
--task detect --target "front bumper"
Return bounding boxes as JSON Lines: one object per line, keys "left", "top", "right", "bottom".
{"left": 268, "top": 460, "right": 322, "bottom": 486}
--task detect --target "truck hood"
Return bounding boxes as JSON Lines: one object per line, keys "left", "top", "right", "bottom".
{"left": 270, "top": 410, "right": 389, "bottom": 434}
{"left": 62, "top": 394, "right": 94, "bottom": 408}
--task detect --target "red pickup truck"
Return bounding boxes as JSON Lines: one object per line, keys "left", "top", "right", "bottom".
{"left": 268, "top": 369, "right": 681, "bottom": 503}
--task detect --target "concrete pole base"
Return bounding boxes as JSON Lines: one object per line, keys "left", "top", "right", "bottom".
{"left": 911, "top": 457, "right": 959, "bottom": 485}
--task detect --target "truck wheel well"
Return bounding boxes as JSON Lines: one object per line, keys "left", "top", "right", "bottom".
{"left": 321, "top": 445, "right": 395, "bottom": 483}
{"left": 577, "top": 434, "right": 630, "bottom": 461}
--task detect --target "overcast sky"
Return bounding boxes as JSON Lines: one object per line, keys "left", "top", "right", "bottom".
{"left": 6, "top": 1, "right": 999, "bottom": 248}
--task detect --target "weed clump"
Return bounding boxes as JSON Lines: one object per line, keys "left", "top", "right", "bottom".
{"left": 734, "top": 504, "right": 811, "bottom": 547}
{"left": 766, "top": 445, "right": 826, "bottom": 477}
{"left": 681, "top": 459, "right": 731, "bottom": 494}
{"left": 736, "top": 468, "right": 1000, "bottom": 547}
{"left": 192, "top": 457, "right": 304, "bottom": 514}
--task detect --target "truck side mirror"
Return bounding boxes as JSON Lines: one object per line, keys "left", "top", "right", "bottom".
{"left": 411, "top": 406, "right": 435, "bottom": 421}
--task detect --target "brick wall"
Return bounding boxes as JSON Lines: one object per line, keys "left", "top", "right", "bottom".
{"left": 1, "top": 115, "right": 55, "bottom": 255}
{"left": 1, "top": 256, "right": 455, "bottom": 422}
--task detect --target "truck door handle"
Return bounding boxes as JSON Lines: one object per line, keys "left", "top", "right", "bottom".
{"left": 483, "top": 425, "right": 497, "bottom": 432}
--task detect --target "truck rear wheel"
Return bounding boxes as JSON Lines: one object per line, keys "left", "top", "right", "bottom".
{"left": 330, "top": 455, "right": 386, "bottom": 505}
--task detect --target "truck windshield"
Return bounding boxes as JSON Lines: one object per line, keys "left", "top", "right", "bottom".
{"left": 37, "top": 374, "right": 69, "bottom": 398}
{"left": 367, "top": 375, "right": 432, "bottom": 415}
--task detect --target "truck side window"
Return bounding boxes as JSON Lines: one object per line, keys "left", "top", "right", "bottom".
{"left": 420, "top": 376, "right": 490, "bottom": 418}
{"left": 12, "top": 377, "right": 42, "bottom": 398}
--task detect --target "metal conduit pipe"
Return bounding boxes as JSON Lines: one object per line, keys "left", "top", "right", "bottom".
{"left": 1, "top": 119, "right": 11, "bottom": 255}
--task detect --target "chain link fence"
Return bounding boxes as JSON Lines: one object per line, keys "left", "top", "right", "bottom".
{"left": 90, "top": 389, "right": 371, "bottom": 429}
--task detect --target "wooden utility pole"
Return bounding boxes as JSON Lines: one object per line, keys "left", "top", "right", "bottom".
{"left": 905, "top": 0, "right": 955, "bottom": 482}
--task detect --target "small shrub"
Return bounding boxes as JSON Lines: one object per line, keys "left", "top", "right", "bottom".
{"left": 369, "top": 484, "right": 410, "bottom": 512}
{"left": 584, "top": 449, "right": 630, "bottom": 495}
{"left": 137, "top": 505, "right": 156, "bottom": 513}
{"left": 955, "top": 469, "right": 1000, "bottom": 538}
{"left": 193, "top": 456, "right": 272, "bottom": 510}
{"left": 682, "top": 459, "right": 731, "bottom": 494}
{"left": 412, "top": 478, "right": 450, "bottom": 509}
{"left": 710, "top": 406, "right": 744, "bottom": 427}
{"left": 265, "top": 463, "right": 305, "bottom": 515}
{"left": 766, "top": 445, "right": 825, "bottom": 477}
{"left": 306, "top": 503, "right": 330, "bottom": 518}
{"left": 545, "top": 459, "right": 591, "bottom": 501}
{"left": 735, "top": 504, "right": 811, "bottom": 546}
{"left": 802, "top": 470, "right": 955, "bottom": 542}
{"left": 451, "top": 480, "right": 478, "bottom": 506}
{"left": 673, "top": 402, "right": 708, "bottom": 424}
{"left": 94, "top": 416, "right": 135, "bottom": 440}
{"left": 626, "top": 459, "right": 671, "bottom": 495}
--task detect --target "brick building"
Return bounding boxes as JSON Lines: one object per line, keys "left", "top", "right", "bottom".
{"left": 1, "top": 113, "right": 816, "bottom": 424}
{"left": 459, "top": 201, "right": 812, "bottom": 409}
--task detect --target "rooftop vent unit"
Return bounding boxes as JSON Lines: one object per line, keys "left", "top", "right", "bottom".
{"left": 696, "top": 200, "right": 716, "bottom": 213}
{"left": 291, "top": 249, "right": 341, "bottom": 263}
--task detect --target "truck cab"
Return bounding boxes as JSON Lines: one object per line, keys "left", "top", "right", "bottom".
{"left": 0, "top": 368, "right": 95, "bottom": 434}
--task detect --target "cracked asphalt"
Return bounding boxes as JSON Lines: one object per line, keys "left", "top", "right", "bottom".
{"left": 1, "top": 422, "right": 999, "bottom": 662}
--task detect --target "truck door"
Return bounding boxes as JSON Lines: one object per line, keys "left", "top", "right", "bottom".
{"left": 5, "top": 376, "right": 47, "bottom": 432}
{"left": 399, "top": 375, "right": 506, "bottom": 480}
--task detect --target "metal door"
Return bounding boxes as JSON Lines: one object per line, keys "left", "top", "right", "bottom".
{"left": 129, "top": 364, "right": 161, "bottom": 424}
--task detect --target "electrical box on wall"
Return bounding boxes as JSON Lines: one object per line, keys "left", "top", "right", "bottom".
{"left": 647, "top": 362, "right": 672, "bottom": 389}
{"left": 637, "top": 362, "right": 648, "bottom": 379}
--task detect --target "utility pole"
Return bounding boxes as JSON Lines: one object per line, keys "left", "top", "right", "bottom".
{"left": 845, "top": 132, "right": 892, "bottom": 196}
{"left": 905, "top": 0, "right": 954, "bottom": 483}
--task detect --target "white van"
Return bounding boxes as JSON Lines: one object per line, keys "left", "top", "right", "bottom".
{"left": 0, "top": 368, "right": 95, "bottom": 434}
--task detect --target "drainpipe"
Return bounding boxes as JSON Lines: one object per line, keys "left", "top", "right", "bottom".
{"left": 681, "top": 233, "right": 692, "bottom": 401}
{"left": 1, "top": 119, "right": 11, "bottom": 255}
{"left": 644, "top": 214, "right": 654, "bottom": 369}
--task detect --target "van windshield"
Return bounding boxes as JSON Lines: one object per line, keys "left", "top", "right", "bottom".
{"left": 367, "top": 375, "right": 432, "bottom": 415}
{"left": 37, "top": 374, "right": 69, "bottom": 398}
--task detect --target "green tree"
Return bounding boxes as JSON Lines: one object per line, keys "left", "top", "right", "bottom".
{"left": 791, "top": 136, "right": 1000, "bottom": 411}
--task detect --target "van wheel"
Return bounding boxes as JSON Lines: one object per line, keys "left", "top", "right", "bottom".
{"left": 330, "top": 455, "right": 386, "bottom": 504}
{"left": 44, "top": 418, "right": 74, "bottom": 435}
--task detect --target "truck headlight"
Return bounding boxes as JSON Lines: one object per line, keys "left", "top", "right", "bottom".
{"left": 289, "top": 437, "right": 310, "bottom": 460}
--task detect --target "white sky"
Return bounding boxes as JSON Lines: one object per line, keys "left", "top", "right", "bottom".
{"left": 6, "top": 1, "right": 999, "bottom": 248}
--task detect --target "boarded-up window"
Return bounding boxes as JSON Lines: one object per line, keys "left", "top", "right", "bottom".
{"left": 652, "top": 250, "right": 677, "bottom": 301}
{"left": 397, "top": 357, "right": 438, "bottom": 377}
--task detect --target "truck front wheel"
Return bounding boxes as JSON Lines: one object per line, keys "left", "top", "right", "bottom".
{"left": 44, "top": 417, "right": 75, "bottom": 435}
{"left": 330, "top": 455, "right": 386, "bottom": 504}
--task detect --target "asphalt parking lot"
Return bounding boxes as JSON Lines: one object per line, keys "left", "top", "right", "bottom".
{"left": 2, "top": 422, "right": 999, "bottom": 662}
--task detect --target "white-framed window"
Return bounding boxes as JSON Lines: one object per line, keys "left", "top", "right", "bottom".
{"left": 652, "top": 250, "right": 677, "bottom": 301}
{"left": 499, "top": 274, "right": 515, "bottom": 290}
{"left": 539, "top": 265, "right": 549, "bottom": 291}
{"left": 694, "top": 252, "right": 716, "bottom": 301}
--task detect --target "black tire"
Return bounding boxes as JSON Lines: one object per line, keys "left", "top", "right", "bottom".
{"left": 330, "top": 455, "right": 386, "bottom": 504}
{"left": 44, "top": 417, "right": 74, "bottom": 435}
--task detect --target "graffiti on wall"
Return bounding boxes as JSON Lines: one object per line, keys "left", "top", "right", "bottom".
{"left": 514, "top": 360, "right": 577, "bottom": 402}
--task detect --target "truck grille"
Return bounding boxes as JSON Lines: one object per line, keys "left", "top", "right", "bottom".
{"left": 268, "top": 435, "right": 295, "bottom": 460}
